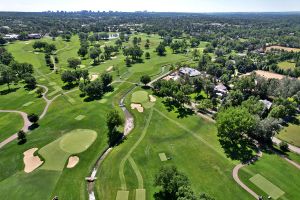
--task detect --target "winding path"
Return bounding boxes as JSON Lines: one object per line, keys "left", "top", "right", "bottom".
{"left": 272, "top": 137, "right": 300, "bottom": 155}
{"left": 0, "top": 110, "right": 32, "bottom": 149}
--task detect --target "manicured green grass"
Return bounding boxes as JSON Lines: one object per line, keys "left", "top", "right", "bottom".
{"left": 135, "top": 189, "right": 146, "bottom": 200}
{"left": 278, "top": 116, "right": 300, "bottom": 147}
{"left": 116, "top": 191, "right": 129, "bottom": 200}
{"left": 249, "top": 174, "right": 284, "bottom": 199}
{"left": 240, "top": 153, "right": 300, "bottom": 200}
{"left": 96, "top": 99, "right": 252, "bottom": 200}
{"left": 131, "top": 91, "right": 149, "bottom": 104}
{"left": 278, "top": 61, "right": 296, "bottom": 70}
{"left": 38, "top": 129, "right": 97, "bottom": 171}
{"left": 59, "top": 129, "right": 97, "bottom": 154}
{"left": 0, "top": 112, "right": 23, "bottom": 141}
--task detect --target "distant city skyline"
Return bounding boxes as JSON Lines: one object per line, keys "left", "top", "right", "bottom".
{"left": 0, "top": 0, "right": 300, "bottom": 13}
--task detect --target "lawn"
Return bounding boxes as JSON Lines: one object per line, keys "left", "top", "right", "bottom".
{"left": 277, "top": 61, "right": 296, "bottom": 70}
{"left": 278, "top": 116, "right": 300, "bottom": 147}
{"left": 96, "top": 98, "right": 253, "bottom": 200}
{"left": 239, "top": 153, "right": 300, "bottom": 200}
{"left": 0, "top": 112, "right": 23, "bottom": 142}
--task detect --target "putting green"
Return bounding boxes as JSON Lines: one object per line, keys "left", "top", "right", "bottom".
{"left": 131, "top": 91, "right": 149, "bottom": 104}
{"left": 116, "top": 191, "right": 129, "bottom": 200}
{"left": 39, "top": 129, "right": 97, "bottom": 171}
{"left": 59, "top": 129, "right": 97, "bottom": 154}
{"left": 250, "top": 174, "right": 285, "bottom": 199}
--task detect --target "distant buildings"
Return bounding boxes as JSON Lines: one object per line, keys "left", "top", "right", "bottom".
{"left": 179, "top": 67, "right": 201, "bottom": 77}
{"left": 28, "top": 33, "right": 42, "bottom": 39}
{"left": 3, "top": 34, "right": 19, "bottom": 40}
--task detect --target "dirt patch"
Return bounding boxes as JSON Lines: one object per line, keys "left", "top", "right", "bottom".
{"left": 241, "top": 70, "right": 286, "bottom": 80}
{"left": 266, "top": 45, "right": 300, "bottom": 52}
{"left": 90, "top": 74, "right": 99, "bottom": 81}
{"left": 66, "top": 156, "right": 79, "bottom": 168}
{"left": 131, "top": 103, "right": 144, "bottom": 113}
{"left": 149, "top": 95, "right": 156, "bottom": 102}
{"left": 106, "top": 66, "right": 114, "bottom": 72}
{"left": 23, "top": 148, "right": 43, "bottom": 173}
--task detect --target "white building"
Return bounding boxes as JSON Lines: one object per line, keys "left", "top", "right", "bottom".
{"left": 179, "top": 67, "right": 201, "bottom": 77}
{"left": 3, "top": 34, "right": 19, "bottom": 40}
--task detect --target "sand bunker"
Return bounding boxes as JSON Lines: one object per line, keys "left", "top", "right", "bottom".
{"left": 23, "top": 148, "right": 43, "bottom": 173}
{"left": 131, "top": 103, "right": 144, "bottom": 113}
{"left": 149, "top": 95, "right": 156, "bottom": 102}
{"left": 111, "top": 56, "right": 117, "bottom": 59}
{"left": 90, "top": 74, "right": 99, "bottom": 81}
{"left": 66, "top": 156, "right": 79, "bottom": 168}
{"left": 106, "top": 66, "right": 114, "bottom": 72}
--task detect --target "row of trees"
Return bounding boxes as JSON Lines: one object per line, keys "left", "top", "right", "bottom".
{"left": 0, "top": 48, "right": 36, "bottom": 90}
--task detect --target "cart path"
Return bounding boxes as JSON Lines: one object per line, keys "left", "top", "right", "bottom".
{"left": 272, "top": 137, "right": 300, "bottom": 155}
{"left": 0, "top": 110, "right": 32, "bottom": 149}
{"left": 0, "top": 84, "right": 78, "bottom": 149}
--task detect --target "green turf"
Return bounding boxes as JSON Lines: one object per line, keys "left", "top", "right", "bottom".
{"left": 240, "top": 153, "right": 300, "bottom": 200}
{"left": 278, "top": 116, "right": 300, "bottom": 147}
{"left": 278, "top": 61, "right": 296, "bottom": 70}
{"left": 75, "top": 115, "right": 86, "bottom": 121}
{"left": 116, "top": 191, "right": 129, "bottom": 200}
{"left": 98, "top": 99, "right": 108, "bottom": 104}
{"left": 131, "top": 91, "right": 149, "bottom": 104}
{"left": 39, "top": 129, "right": 97, "bottom": 171}
{"left": 158, "top": 153, "right": 167, "bottom": 161}
{"left": 250, "top": 174, "right": 284, "bottom": 199}
{"left": 135, "top": 189, "right": 146, "bottom": 200}
{"left": 0, "top": 112, "right": 24, "bottom": 142}
{"left": 59, "top": 129, "right": 97, "bottom": 154}
{"left": 22, "top": 101, "right": 34, "bottom": 107}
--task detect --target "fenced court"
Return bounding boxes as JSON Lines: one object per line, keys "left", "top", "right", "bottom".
{"left": 249, "top": 174, "right": 285, "bottom": 199}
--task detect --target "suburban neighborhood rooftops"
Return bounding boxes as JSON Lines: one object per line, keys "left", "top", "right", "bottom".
{"left": 179, "top": 67, "right": 201, "bottom": 77}
{"left": 214, "top": 83, "right": 228, "bottom": 94}
{"left": 259, "top": 99, "right": 272, "bottom": 110}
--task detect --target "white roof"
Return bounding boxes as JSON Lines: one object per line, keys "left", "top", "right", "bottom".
{"left": 179, "top": 67, "right": 201, "bottom": 77}
{"left": 259, "top": 100, "right": 272, "bottom": 110}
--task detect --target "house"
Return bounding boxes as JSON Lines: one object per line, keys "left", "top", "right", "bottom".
{"left": 179, "top": 67, "right": 201, "bottom": 77}
{"left": 28, "top": 33, "right": 42, "bottom": 39}
{"left": 259, "top": 99, "right": 272, "bottom": 110}
{"left": 3, "top": 34, "right": 19, "bottom": 40}
{"left": 214, "top": 83, "right": 228, "bottom": 97}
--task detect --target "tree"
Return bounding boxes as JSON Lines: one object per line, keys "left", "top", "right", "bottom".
{"left": 154, "top": 166, "right": 202, "bottom": 200}
{"left": 80, "top": 79, "right": 104, "bottom": 98}
{"left": 11, "top": 62, "right": 34, "bottom": 78}
{"left": 280, "top": 141, "right": 289, "bottom": 152}
{"left": 101, "top": 73, "right": 113, "bottom": 91}
{"left": 216, "top": 107, "right": 256, "bottom": 161}
{"left": 0, "top": 65, "right": 17, "bottom": 90}
{"left": 36, "top": 87, "right": 44, "bottom": 97}
{"left": 156, "top": 43, "right": 166, "bottom": 56}
{"left": 32, "top": 41, "right": 46, "bottom": 50}
{"left": 145, "top": 52, "right": 151, "bottom": 59}
{"left": 0, "top": 37, "right": 7, "bottom": 46}
{"left": 24, "top": 75, "right": 37, "bottom": 89}
{"left": 140, "top": 75, "right": 151, "bottom": 85}
{"left": 44, "top": 44, "right": 56, "bottom": 54}
{"left": 192, "top": 49, "right": 200, "bottom": 60}
{"left": 17, "top": 130, "right": 26, "bottom": 144}
{"left": 78, "top": 46, "right": 88, "bottom": 58}
{"left": 61, "top": 70, "right": 76, "bottom": 84}
{"left": 90, "top": 47, "right": 101, "bottom": 63}
{"left": 67, "top": 57, "right": 81, "bottom": 70}
{"left": 28, "top": 113, "right": 39, "bottom": 124}
{"left": 106, "top": 110, "right": 123, "bottom": 146}
{"left": 197, "top": 99, "right": 213, "bottom": 112}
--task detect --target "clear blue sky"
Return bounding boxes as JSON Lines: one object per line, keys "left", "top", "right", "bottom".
{"left": 0, "top": 0, "right": 299, "bottom": 12}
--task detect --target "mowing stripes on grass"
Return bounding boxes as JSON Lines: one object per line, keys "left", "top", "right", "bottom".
{"left": 128, "top": 156, "right": 144, "bottom": 189}
{"left": 135, "top": 189, "right": 146, "bottom": 200}
{"left": 75, "top": 115, "right": 85, "bottom": 121}
{"left": 22, "top": 101, "right": 34, "bottom": 107}
{"left": 159, "top": 153, "right": 167, "bottom": 161}
{"left": 249, "top": 174, "right": 284, "bottom": 199}
{"left": 116, "top": 191, "right": 129, "bottom": 200}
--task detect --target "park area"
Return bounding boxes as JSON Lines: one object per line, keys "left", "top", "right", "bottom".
{"left": 1, "top": 31, "right": 300, "bottom": 200}
{"left": 278, "top": 116, "right": 300, "bottom": 147}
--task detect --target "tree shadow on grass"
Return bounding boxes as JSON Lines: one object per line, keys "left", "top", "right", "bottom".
{"left": 0, "top": 87, "right": 20, "bottom": 95}
{"left": 219, "top": 138, "right": 254, "bottom": 163}
{"left": 29, "top": 124, "right": 39, "bottom": 131}
{"left": 18, "top": 139, "right": 27, "bottom": 145}
{"left": 162, "top": 98, "right": 194, "bottom": 118}
{"left": 62, "top": 83, "right": 78, "bottom": 90}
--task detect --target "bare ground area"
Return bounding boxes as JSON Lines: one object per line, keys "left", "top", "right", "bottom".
{"left": 66, "top": 156, "right": 79, "bottom": 168}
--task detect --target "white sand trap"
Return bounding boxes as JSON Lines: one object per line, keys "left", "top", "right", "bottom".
{"left": 106, "top": 66, "right": 114, "bottom": 72}
{"left": 131, "top": 103, "right": 144, "bottom": 113}
{"left": 66, "top": 156, "right": 79, "bottom": 168}
{"left": 23, "top": 148, "right": 43, "bottom": 173}
{"left": 149, "top": 95, "right": 156, "bottom": 102}
{"left": 111, "top": 56, "right": 117, "bottom": 59}
{"left": 90, "top": 74, "right": 99, "bottom": 81}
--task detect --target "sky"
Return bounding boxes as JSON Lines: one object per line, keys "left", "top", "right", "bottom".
{"left": 0, "top": 0, "right": 299, "bottom": 13}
